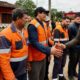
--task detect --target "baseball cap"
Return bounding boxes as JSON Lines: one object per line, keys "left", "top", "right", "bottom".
{"left": 34, "top": 7, "right": 49, "bottom": 16}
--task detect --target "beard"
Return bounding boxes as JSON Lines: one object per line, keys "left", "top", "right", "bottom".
{"left": 18, "top": 24, "right": 24, "bottom": 30}
{"left": 63, "top": 24, "right": 68, "bottom": 29}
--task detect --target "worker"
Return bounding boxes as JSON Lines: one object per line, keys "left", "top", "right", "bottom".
{"left": 27, "top": 7, "right": 63, "bottom": 80}
{"left": 68, "top": 13, "right": 80, "bottom": 80}
{"left": 58, "top": 13, "right": 80, "bottom": 80}
{"left": 52, "top": 17, "right": 70, "bottom": 80}
{"left": 0, "top": 8, "right": 28, "bottom": 80}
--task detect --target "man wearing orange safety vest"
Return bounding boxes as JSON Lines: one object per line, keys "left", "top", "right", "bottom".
{"left": 0, "top": 8, "right": 29, "bottom": 80}
{"left": 27, "top": 7, "right": 63, "bottom": 80}
{"left": 52, "top": 17, "right": 70, "bottom": 80}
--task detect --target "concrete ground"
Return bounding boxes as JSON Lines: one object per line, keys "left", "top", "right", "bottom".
{"left": 48, "top": 55, "right": 78, "bottom": 80}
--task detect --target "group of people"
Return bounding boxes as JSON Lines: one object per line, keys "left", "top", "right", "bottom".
{"left": 0, "top": 6, "right": 80, "bottom": 80}
{"left": 51, "top": 14, "right": 80, "bottom": 80}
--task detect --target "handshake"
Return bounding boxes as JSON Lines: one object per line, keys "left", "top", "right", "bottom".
{"left": 51, "top": 43, "right": 66, "bottom": 57}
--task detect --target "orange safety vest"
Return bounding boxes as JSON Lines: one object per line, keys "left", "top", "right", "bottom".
{"left": 28, "top": 19, "right": 49, "bottom": 61}
{"left": 0, "top": 23, "right": 28, "bottom": 80}
{"left": 0, "top": 71, "right": 3, "bottom": 80}
{"left": 47, "top": 26, "right": 54, "bottom": 45}
{"left": 54, "top": 23, "right": 69, "bottom": 42}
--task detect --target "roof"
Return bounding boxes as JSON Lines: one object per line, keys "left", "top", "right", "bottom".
{"left": 0, "top": 1, "right": 16, "bottom": 9}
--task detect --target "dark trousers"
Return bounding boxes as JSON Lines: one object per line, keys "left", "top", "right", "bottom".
{"left": 44, "top": 56, "right": 50, "bottom": 80}
{"left": 17, "top": 73, "right": 27, "bottom": 80}
{"left": 29, "top": 58, "right": 46, "bottom": 80}
{"left": 3, "top": 73, "right": 27, "bottom": 80}
{"left": 52, "top": 50, "right": 67, "bottom": 79}
{"left": 68, "top": 48, "right": 80, "bottom": 77}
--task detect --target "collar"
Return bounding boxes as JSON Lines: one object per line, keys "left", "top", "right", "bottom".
{"left": 35, "top": 18, "right": 44, "bottom": 27}
{"left": 11, "top": 22, "right": 17, "bottom": 32}
{"left": 11, "top": 22, "right": 23, "bottom": 33}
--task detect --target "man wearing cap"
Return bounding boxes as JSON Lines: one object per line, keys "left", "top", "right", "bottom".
{"left": 27, "top": 7, "right": 63, "bottom": 80}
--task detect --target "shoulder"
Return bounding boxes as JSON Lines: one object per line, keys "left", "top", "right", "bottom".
{"left": 0, "top": 25, "right": 12, "bottom": 41}
{"left": 68, "top": 23, "right": 75, "bottom": 28}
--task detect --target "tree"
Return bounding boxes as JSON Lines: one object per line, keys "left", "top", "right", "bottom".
{"left": 51, "top": 9, "right": 57, "bottom": 21}
{"left": 51, "top": 8, "right": 64, "bottom": 21}
{"left": 15, "top": 0, "right": 36, "bottom": 17}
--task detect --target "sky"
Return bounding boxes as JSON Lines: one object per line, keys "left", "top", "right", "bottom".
{"left": 0, "top": 0, "right": 80, "bottom": 12}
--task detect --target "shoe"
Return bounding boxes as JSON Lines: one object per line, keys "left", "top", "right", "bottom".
{"left": 59, "top": 76, "right": 66, "bottom": 80}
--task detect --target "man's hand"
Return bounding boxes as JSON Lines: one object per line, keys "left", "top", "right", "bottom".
{"left": 60, "top": 43, "right": 66, "bottom": 49}
{"left": 51, "top": 43, "right": 63, "bottom": 57}
{"left": 55, "top": 43, "right": 66, "bottom": 49}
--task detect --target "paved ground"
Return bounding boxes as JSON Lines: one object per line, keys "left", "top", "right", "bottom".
{"left": 48, "top": 55, "right": 78, "bottom": 80}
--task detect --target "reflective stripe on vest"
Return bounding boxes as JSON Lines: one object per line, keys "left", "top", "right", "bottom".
{"left": 0, "top": 48, "right": 11, "bottom": 54}
{"left": 10, "top": 55, "right": 27, "bottom": 62}
{"left": 39, "top": 40, "right": 47, "bottom": 45}
{"left": 54, "top": 38, "right": 69, "bottom": 42}
{"left": 35, "top": 23, "right": 40, "bottom": 28}
{"left": 27, "top": 40, "right": 30, "bottom": 44}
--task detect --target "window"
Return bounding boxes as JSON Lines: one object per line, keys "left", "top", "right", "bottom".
{"left": 2, "top": 13, "right": 12, "bottom": 23}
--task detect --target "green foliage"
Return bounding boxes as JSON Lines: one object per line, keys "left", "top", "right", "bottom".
{"left": 15, "top": 0, "right": 36, "bottom": 17}
{"left": 51, "top": 8, "right": 64, "bottom": 21}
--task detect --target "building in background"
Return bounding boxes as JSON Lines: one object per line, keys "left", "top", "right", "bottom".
{"left": 0, "top": 1, "right": 16, "bottom": 28}
{"left": 64, "top": 11, "right": 80, "bottom": 19}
